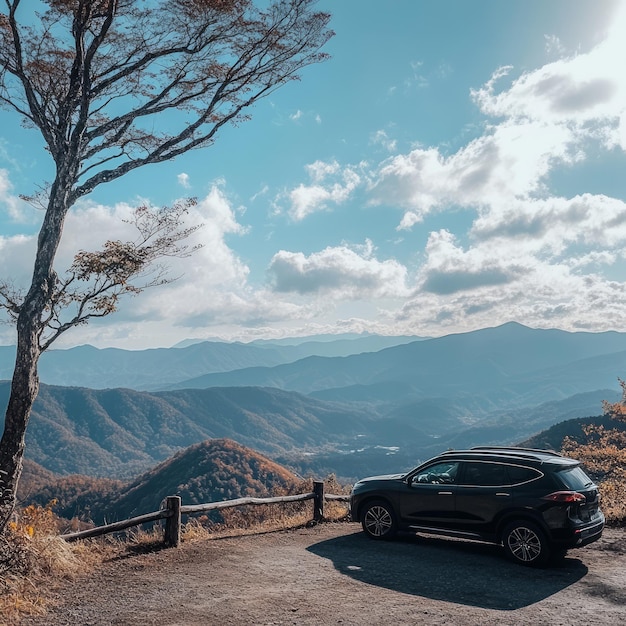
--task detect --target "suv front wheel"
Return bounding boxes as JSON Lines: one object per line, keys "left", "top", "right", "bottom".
{"left": 502, "top": 520, "right": 550, "bottom": 567}
{"left": 361, "top": 500, "right": 397, "bottom": 540}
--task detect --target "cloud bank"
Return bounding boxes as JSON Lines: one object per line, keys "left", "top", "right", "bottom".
{"left": 1, "top": 4, "right": 625, "bottom": 347}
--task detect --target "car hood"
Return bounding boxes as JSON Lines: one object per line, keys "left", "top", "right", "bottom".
{"left": 355, "top": 473, "right": 404, "bottom": 484}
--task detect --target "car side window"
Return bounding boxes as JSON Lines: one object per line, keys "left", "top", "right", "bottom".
{"left": 413, "top": 462, "right": 459, "bottom": 485}
{"left": 507, "top": 464, "right": 542, "bottom": 485}
{"left": 461, "top": 461, "right": 509, "bottom": 487}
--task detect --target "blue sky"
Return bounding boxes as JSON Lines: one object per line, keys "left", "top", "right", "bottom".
{"left": 1, "top": 0, "right": 625, "bottom": 349}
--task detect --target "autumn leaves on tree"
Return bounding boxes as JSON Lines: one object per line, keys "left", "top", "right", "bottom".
{"left": 0, "top": 0, "right": 332, "bottom": 530}
{"left": 561, "top": 379, "right": 626, "bottom": 523}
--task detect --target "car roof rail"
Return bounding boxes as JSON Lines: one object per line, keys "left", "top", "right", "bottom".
{"left": 470, "top": 446, "right": 562, "bottom": 457}
{"left": 438, "top": 447, "right": 567, "bottom": 463}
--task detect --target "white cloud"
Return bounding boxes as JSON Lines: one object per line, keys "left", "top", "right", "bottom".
{"left": 363, "top": 5, "right": 626, "bottom": 337}
{"left": 349, "top": 7, "right": 625, "bottom": 334}
{"left": 371, "top": 130, "right": 397, "bottom": 153}
{"left": 305, "top": 160, "right": 341, "bottom": 183}
{"left": 369, "top": 5, "right": 626, "bottom": 232}
{"left": 392, "top": 259, "right": 626, "bottom": 337}
{"left": 287, "top": 185, "right": 333, "bottom": 221}
{"left": 568, "top": 250, "right": 618, "bottom": 270}
{"left": 250, "top": 184, "right": 269, "bottom": 202}
{"left": 29, "top": 189, "right": 249, "bottom": 332}
{"left": 472, "top": 64, "right": 621, "bottom": 127}
{"left": 286, "top": 161, "right": 361, "bottom": 221}
{"left": 544, "top": 34, "right": 566, "bottom": 57}
{"left": 370, "top": 118, "right": 583, "bottom": 230}
{"left": 267, "top": 7, "right": 626, "bottom": 339}
{"left": 0, "top": 169, "right": 33, "bottom": 223}
{"left": 396, "top": 188, "right": 626, "bottom": 332}
{"left": 255, "top": 5, "right": 626, "bottom": 340}
{"left": 471, "top": 194, "right": 626, "bottom": 252}
{"left": 472, "top": 8, "right": 626, "bottom": 132}
{"left": 268, "top": 241, "right": 409, "bottom": 299}
{"left": 3, "top": 180, "right": 385, "bottom": 348}
{"left": 177, "top": 172, "right": 190, "bottom": 188}
{"left": 417, "top": 230, "right": 527, "bottom": 296}
{"left": 106, "top": 187, "right": 251, "bottom": 317}
{"left": 0, "top": 233, "right": 37, "bottom": 289}
{"left": 0, "top": 186, "right": 293, "bottom": 347}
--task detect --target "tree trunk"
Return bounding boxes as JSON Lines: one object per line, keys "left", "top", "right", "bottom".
{"left": 0, "top": 185, "right": 71, "bottom": 530}
{"left": 0, "top": 328, "right": 40, "bottom": 528}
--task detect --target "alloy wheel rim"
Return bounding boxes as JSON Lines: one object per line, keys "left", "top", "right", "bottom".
{"left": 364, "top": 506, "right": 393, "bottom": 536}
{"left": 508, "top": 526, "right": 542, "bottom": 562}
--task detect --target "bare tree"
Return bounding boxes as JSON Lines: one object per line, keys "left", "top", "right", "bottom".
{"left": 0, "top": 0, "right": 332, "bottom": 529}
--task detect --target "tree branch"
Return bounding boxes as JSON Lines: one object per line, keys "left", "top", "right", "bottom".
{"left": 38, "top": 199, "right": 202, "bottom": 351}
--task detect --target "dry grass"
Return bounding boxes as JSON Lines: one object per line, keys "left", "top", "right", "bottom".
{"left": 0, "top": 502, "right": 103, "bottom": 622}
{"left": 180, "top": 475, "right": 351, "bottom": 542}
{"left": 0, "top": 476, "right": 352, "bottom": 623}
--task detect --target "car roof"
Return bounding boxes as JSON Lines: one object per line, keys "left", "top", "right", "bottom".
{"left": 436, "top": 446, "right": 579, "bottom": 467}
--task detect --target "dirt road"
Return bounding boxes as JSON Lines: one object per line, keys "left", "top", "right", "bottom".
{"left": 21, "top": 523, "right": 626, "bottom": 625}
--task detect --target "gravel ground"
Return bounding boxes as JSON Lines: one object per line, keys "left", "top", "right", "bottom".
{"left": 18, "top": 523, "right": 626, "bottom": 625}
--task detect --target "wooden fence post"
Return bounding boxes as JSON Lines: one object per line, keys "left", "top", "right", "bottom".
{"left": 164, "top": 496, "right": 181, "bottom": 547}
{"left": 313, "top": 480, "right": 324, "bottom": 522}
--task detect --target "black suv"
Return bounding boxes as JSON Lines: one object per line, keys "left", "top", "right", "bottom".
{"left": 350, "top": 446, "right": 605, "bottom": 566}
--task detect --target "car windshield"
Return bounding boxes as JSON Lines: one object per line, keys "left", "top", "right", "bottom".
{"left": 556, "top": 465, "right": 594, "bottom": 490}
{"left": 413, "top": 461, "right": 458, "bottom": 484}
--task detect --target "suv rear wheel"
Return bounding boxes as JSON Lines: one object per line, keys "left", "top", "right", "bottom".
{"left": 361, "top": 500, "right": 397, "bottom": 540}
{"left": 502, "top": 520, "right": 550, "bottom": 567}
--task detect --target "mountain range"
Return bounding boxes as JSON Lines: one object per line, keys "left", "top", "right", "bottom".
{"left": 163, "top": 323, "right": 626, "bottom": 405}
{"left": 1, "top": 322, "right": 623, "bottom": 484}
{"left": 0, "top": 334, "right": 417, "bottom": 390}
{"left": 3, "top": 321, "right": 624, "bottom": 527}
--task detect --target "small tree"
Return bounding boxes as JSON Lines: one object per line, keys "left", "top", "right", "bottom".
{"left": 0, "top": 0, "right": 332, "bottom": 530}
{"left": 561, "top": 379, "right": 626, "bottom": 524}
{"left": 602, "top": 378, "right": 626, "bottom": 422}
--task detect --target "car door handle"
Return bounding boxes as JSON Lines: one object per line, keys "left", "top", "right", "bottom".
{"left": 496, "top": 492, "right": 510, "bottom": 497}
{"left": 438, "top": 491, "right": 453, "bottom": 495}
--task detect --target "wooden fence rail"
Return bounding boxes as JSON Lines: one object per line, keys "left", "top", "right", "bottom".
{"left": 61, "top": 480, "right": 350, "bottom": 547}
{"left": 60, "top": 510, "right": 166, "bottom": 542}
{"left": 179, "top": 492, "right": 316, "bottom": 515}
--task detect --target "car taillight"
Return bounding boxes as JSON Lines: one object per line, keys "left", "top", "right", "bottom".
{"left": 542, "top": 491, "right": 586, "bottom": 503}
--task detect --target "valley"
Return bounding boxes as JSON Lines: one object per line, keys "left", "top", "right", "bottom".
{"left": 2, "top": 323, "right": 624, "bottom": 522}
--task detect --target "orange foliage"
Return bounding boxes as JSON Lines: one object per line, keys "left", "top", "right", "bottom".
{"left": 8, "top": 501, "right": 59, "bottom": 538}
{"left": 602, "top": 378, "right": 626, "bottom": 422}
{"left": 562, "top": 397, "right": 626, "bottom": 525}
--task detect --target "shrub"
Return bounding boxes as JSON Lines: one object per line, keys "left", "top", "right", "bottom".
{"left": 0, "top": 501, "right": 95, "bottom": 621}
{"left": 562, "top": 383, "right": 626, "bottom": 525}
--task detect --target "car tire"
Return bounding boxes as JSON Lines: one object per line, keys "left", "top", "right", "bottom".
{"left": 361, "top": 500, "right": 397, "bottom": 540}
{"left": 502, "top": 520, "right": 550, "bottom": 567}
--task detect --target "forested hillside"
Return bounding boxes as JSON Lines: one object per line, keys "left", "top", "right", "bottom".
{"left": 0, "top": 382, "right": 376, "bottom": 478}
{"left": 1, "top": 323, "right": 622, "bottom": 486}
{"left": 25, "top": 439, "right": 301, "bottom": 524}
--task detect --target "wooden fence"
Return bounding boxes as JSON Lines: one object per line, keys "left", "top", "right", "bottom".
{"left": 60, "top": 480, "right": 350, "bottom": 547}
